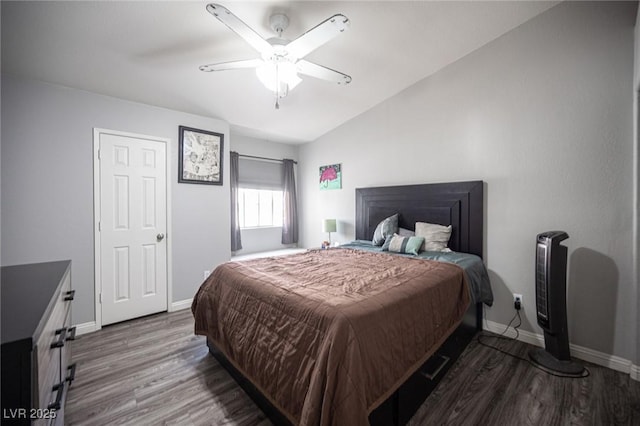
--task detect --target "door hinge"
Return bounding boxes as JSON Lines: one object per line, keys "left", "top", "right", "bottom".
{"left": 99, "top": 293, "right": 102, "bottom": 304}
{"left": 97, "top": 149, "right": 101, "bottom": 160}
{"left": 98, "top": 221, "right": 101, "bottom": 232}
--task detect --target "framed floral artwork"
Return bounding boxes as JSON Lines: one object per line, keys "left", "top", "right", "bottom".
{"left": 178, "top": 126, "right": 224, "bottom": 185}
{"left": 319, "top": 164, "right": 341, "bottom": 190}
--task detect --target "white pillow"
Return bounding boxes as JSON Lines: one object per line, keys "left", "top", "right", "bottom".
{"left": 415, "top": 222, "right": 452, "bottom": 252}
{"left": 398, "top": 227, "right": 415, "bottom": 237}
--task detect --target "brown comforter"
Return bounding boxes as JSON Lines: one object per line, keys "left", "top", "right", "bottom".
{"left": 192, "top": 248, "right": 470, "bottom": 426}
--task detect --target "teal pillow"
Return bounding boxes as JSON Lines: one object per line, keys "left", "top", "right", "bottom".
{"left": 382, "top": 233, "right": 425, "bottom": 255}
{"left": 372, "top": 214, "right": 399, "bottom": 246}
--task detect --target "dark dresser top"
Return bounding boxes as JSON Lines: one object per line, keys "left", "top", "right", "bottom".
{"left": 1, "top": 260, "right": 71, "bottom": 345}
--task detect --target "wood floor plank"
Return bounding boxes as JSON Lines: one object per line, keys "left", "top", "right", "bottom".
{"left": 66, "top": 310, "right": 640, "bottom": 425}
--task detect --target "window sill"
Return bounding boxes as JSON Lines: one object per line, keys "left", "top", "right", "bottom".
{"left": 240, "top": 226, "right": 283, "bottom": 230}
{"left": 231, "top": 248, "right": 306, "bottom": 261}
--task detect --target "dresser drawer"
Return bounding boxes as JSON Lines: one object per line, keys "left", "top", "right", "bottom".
{"left": 1, "top": 260, "right": 74, "bottom": 426}
{"left": 33, "top": 269, "right": 73, "bottom": 414}
{"left": 57, "top": 308, "right": 76, "bottom": 426}
{"left": 35, "top": 315, "right": 74, "bottom": 426}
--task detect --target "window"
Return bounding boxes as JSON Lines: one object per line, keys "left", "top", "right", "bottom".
{"left": 236, "top": 156, "right": 285, "bottom": 229}
{"left": 238, "top": 188, "right": 283, "bottom": 228}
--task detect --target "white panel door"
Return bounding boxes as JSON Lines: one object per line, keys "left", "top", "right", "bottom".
{"left": 99, "top": 132, "right": 168, "bottom": 325}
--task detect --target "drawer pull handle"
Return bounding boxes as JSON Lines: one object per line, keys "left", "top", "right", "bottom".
{"left": 66, "top": 326, "right": 77, "bottom": 341}
{"left": 66, "top": 363, "right": 77, "bottom": 384}
{"left": 420, "top": 355, "right": 450, "bottom": 381}
{"left": 51, "top": 327, "right": 68, "bottom": 348}
{"left": 64, "top": 290, "right": 76, "bottom": 301}
{"left": 48, "top": 382, "right": 65, "bottom": 410}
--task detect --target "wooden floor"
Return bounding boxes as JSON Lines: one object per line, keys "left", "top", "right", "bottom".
{"left": 66, "top": 309, "right": 640, "bottom": 425}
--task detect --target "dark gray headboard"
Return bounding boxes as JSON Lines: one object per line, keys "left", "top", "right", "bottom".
{"left": 355, "top": 181, "right": 484, "bottom": 258}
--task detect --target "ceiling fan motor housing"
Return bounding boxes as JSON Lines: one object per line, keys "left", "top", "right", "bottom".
{"left": 269, "top": 13, "right": 289, "bottom": 37}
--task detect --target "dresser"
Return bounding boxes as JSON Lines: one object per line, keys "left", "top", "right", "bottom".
{"left": 1, "top": 261, "right": 76, "bottom": 425}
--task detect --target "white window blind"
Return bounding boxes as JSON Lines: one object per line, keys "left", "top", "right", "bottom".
{"left": 238, "top": 157, "right": 284, "bottom": 190}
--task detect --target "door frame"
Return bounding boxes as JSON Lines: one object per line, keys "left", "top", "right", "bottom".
{"left": 93, "top": 128, "right": 173, "bottom": 331}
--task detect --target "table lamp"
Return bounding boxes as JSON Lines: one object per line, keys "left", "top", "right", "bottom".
{"left": 322, "top": 219, "right": 337, "bottom": 248}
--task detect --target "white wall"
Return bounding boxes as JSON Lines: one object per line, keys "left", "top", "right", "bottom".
{"left": 230, "top": 133, "right": 300, "bottom": 254}
{"left": 1, "top": 75, "right": 231, "bottom": 325}
{"left": 299, "top": 1, "right": 636, "bottom": 362}
{"left": 634, "top": 0, "right": 640, "bottom": 370}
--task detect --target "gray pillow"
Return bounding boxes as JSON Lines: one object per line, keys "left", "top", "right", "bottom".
{"left": 372, "top": 214, "right": 399, "bottom": 246}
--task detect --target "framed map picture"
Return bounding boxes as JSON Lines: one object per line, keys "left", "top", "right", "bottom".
{"left": 178, "top": 126, "right": 224, "bottom": 185}
{"left": 319, "top": 164, "right": 341, "bottom": 190}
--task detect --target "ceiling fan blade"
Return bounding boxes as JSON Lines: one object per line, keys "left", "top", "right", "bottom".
{"left": 297, "top": 60, "right": 352, "bottom": 85}
{"left": 286, "top": 14, "right": 350, "bottom": 59}
{"left": 199, "top": 59, "right": 263, "bottom": 72}
{"left": 206, "top": 3, "right": 272, "bottom": 54}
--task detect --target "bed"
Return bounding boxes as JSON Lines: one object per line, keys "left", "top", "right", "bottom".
{"left": 192, "top": 180, "right": 492, "bottom": 425}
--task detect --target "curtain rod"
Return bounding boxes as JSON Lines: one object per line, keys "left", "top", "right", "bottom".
{"left": 237, "top": 153, "right": 298, "bottom": 165}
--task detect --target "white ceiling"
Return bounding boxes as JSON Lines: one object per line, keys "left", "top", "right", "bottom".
{"left": 1, "top": 1, "right": 558, "bottom": 143}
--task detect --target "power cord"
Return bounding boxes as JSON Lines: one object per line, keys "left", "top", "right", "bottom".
{"left": 477, "top": 311, "right": 590, "bottom": 379}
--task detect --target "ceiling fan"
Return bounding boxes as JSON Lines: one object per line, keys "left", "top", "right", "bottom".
{"left": 200, "top": 3, "right": 352, "bottom": 109}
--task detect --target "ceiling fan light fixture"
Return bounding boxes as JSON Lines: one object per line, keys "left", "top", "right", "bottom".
{"left": 256, "top": 60, "right": 301, "bottom": 94}
{"left": 202, "top": 4, "right": 351, "bottom": 107}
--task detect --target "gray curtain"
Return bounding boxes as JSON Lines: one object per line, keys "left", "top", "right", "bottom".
{"left": 230, "top": 151, "right": 242, "bottom": 251}
{"left": 281, "top": 159, "right": 298, "bottom": 244}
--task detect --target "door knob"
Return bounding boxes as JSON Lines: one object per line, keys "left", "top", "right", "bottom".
{"left": 157, "top": 233, "right": 165, "bottom": 241}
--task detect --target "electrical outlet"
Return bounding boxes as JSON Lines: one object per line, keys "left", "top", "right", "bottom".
{"left": 513, "top": 293, "right": 522, "bottom": 310}
{"left": 204, "top": 270, "right": 210, "bottom": 280}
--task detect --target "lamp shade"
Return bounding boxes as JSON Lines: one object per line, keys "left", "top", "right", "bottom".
{"left": 322, "top": 219, "right": 337, "bottom": 233}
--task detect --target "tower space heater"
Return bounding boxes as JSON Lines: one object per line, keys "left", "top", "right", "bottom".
{"left": 529, "top": 231, "right": 585, "bottom": 376}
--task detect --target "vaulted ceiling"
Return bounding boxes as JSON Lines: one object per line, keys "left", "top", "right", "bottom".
{"left": 1, "top": 1, "right": 558, "bottom": 143}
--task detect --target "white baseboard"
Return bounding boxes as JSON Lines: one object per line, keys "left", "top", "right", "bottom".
{"left": 75, "top": 299, "right": 192, "bottom": 335}
{"left": 484, "top": 320, "right": 637, "bottom": 380}
{"left": 484, "top": 319, "right": 544, "bottom": 346}
{"left": 72, "top": 312, "right": 640, "bottom": 382}
{"left": 631, "top": 364, "right": 640, "bottom": 381}
{"left": 170, "top": 298, "right": 193, "bottom": 312}
{"left": 74, "top": 321, "right": 98, "bottom": 336}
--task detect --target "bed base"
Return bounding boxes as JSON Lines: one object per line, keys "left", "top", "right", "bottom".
{"left": 207, "top": 301, "right": 481, "bottom": 426}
